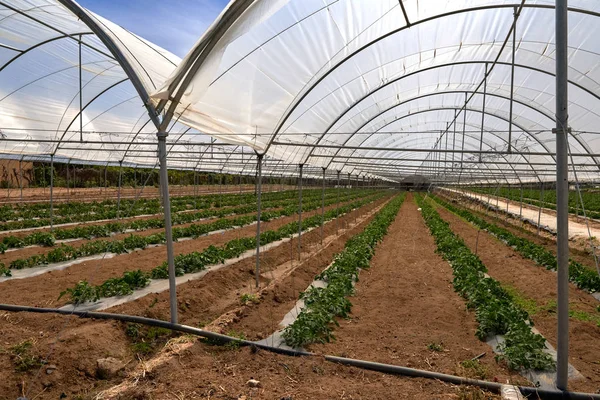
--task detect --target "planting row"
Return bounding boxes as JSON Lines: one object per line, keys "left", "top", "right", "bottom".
{"left": 469, "top": 187, "right": 600, "bottom": 219}
{"left": 2, "top": 191, "right": 384, "bottom": 274}
{"left": 433, "top": 195, "right": 600, "bottom": 293}
{"left": 281, "top": 194, "right": 406, "bottom": 348}
{"left": 0, "top": 188, "right": 338, "bottom": 230}
{"left": 417, "top": 195, "right": 554, "bottom": 371}
{"left": 58, "top": 194, "right": 388, "bottom": 304}
{"left": 0, "top": 189, "right": 365, "bottom": 250}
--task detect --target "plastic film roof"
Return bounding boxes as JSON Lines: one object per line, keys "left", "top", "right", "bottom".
{"left": 0, "top": 0, "right": 311, "bottom": 180}
{"left": 3, "top": 0, "right": 600, "bottom": 183}
{"left": 154, "top": 0, "right": 600, "bottom": 183}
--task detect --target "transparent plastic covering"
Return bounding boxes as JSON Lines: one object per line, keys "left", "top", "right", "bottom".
{"left": 2, "top": 0, "right": 600, "bottom": 184}
{"left": 154, "top": 0, "right": 600, "bottom": 184}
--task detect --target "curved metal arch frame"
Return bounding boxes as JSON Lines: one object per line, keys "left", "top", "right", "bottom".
{"left": 263, "top": 3, "right": 600, "bottom": 154}
{"left": 339, "top": 128, "right": 526, "bottom": 184}
{"left": 335, "top": 88, "right": 600, "bottom": 173}
{"left": 308, "top": 90, "right": 558, "bottom": 171}
{"left": 322, "top": 106, "right": 550, "bottom": 179}
{"left": 286, "top": 38, "right": 600, "bottom": 135}
{"left": 299, "top": 60, "right": 600, "bottom": 166}
{"left": 0, "top": 31, "right": 96, "bottom": 72}
{"left": 348, "top": 120, "right": 539, "bottom": 183}
{"left": 57, "top": 0, "right": 161, "bottom": 127}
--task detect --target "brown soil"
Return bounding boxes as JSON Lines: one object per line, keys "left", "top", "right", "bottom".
{"left": 211, "top": 201, "right": 386, "bottom": 340}
{"left": 442, "top": 190, "right": 600, "bottom": 256}
{"left": 0, "top": 197, "right": 406, "bottom": 400}
{"left": 0, "top": 212, "right": 252, "bottom": 264}
{"left": 0, "top": 197, "right": 375, "bottom": 308}
{"left": 432, "top": 200, "right": 600, "bottom": 392}
{"left": 106, "top": 345, "right": 500, "bottom": 400}
{"left": 105, "top": 198, "right": 387, "bottom": 326}
{"left": 438, "top": 193, "right": 599, "bottom": 271}
{"left": 310, "top": 194, "right": 523, "bottom": 385}
{"left": 0, "top": 184, "right": 296, "bottom": 205}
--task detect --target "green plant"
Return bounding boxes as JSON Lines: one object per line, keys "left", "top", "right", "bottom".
{"left": 225, "top": 330, "right": 247, "bottom": 349}
{"left": 282, "top": 194, "right": 405, "bottom": 347}
{"left": 0, "top": 262, "right": 10, "bottom": 277}
{"left": 459, "top": 359, "right": 488, "bottom": 379}
{"left": 240, "top": 293, "right": 259, "bottom": 305}
{"left": 125, "top": 323, "right": 173, "bottom": 357}
{"left": 432, "top": 195, "right": 600, "bottom": 293}
{"left": 427, "top": 342, "right": 444, "bottom": 352}
{"left": 59, "top": 192, "right": 387, "bottom": 303}
{"left": 58, "top": 280, "right": 99, "bottom": 304}
{"left": 10, "top": 340, "right": 42, "bottom": 372}
{"left": 417, "top": 195, "right": 554, "bottom": 371}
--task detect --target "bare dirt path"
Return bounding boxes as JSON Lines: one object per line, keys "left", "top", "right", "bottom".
{"left": 310, "top": 194, "right": 522, "bottom": 385}
{"left": 433, "top": 201, "right": 600, "bottom": 392}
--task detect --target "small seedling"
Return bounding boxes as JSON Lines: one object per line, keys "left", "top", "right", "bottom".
{"left": 427, "top": 342, "right": 444, "bottom": 352}
{"left": 459, "top": 359, "right": 488, "bottom": 380}
{"left": 225, "top": 330, "right": 247, "bottom": 350}
{"left": 10, "top": 340, "right": 42, "bottom": 372}
{"left": 240, "top": 293, "right": 259, "bottom": 305}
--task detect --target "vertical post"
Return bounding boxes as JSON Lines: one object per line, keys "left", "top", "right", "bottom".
{"left": 219, "top": 173, "right": 223, "bottom": 207}
{"left": 508, "top": 7, "right": 517, "bottom": 154}
{"left": 72, "top": 162, "right": 76, "bottom": 196}
{"left": 157, "top": 131, "right": 178, "bottom": 324}
{"left": 336, "top": 170, "right": 341, "bottom": 234}
{"left": 480, "top": 63, "right": 488, "bottom": 163}
{"left": 66, "top": 160, "right": 70, "bottom": 201}
{"left": 255, "top": 154, "right": 263, "bottom": 288}
{"left": 117, "top": 160, "right": 123, "bottom": 219}
{"left": 297, "top": 164, "right": 304, "bottom": 261}
{"left": 19, "top": 156, "right": 23, "bottom": 202}
{"left": 555, "top": 0, "right": 570, "bottom": 389}
{"left": 461, "top": 92, "right": 467, "bottom": 172}
{"left": 519, "top": 184, "right": 524, "bottom": 218}
{"left": 537, "top": 182, "right": 544, "bottom": 236}
{"left": 104, "top": 162, "right": 108, "bottom": 199}
{"left": 321, "top": 167, "right": 326, "bottom": 246}
{"left": 452, "top": 109, "right": 457, "bottom": 171}
{"left": 79, "top": 34, "right": 83, "bottom": 143}
{"left": 50, "top": 155, "right": 54, "bottom": 231}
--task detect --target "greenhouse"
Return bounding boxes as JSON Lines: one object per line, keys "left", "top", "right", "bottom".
{"left": 0, "top": 0, "right": 600, "bottom": 398}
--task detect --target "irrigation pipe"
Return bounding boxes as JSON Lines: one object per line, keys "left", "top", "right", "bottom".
{"left": 1, "top": 304, "right": 599, "bottom": 399}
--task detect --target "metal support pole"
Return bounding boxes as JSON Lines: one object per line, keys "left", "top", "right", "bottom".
{"left": 452, "top": 109, "right": 457, "bottom": 170}
{"left": 480, "top": 63, "right": 488, "bottom": 163}
{"left": 519, "top": 185, "right": 524, "bottom": 218}
{"left": 157, "top": 132, "right": 178, "bottom": 324}
{"left": 50, "top": 155, "right": 54, "bottom": 231}
{"left": 66, "top": 160, "right": 70, "bottom": 201}
{"left": 297, "top": 164, "right": 304, "bottom": 261}
{"left": 219, "top": 173, "right": 223, "bottom": 206}
{"left": 103, "top": 162, "right": 108, "bottom": 198}
{"left": 117, "top": 160, "right": 123, "bottom": 219}
{"left": 461, "top": 92, "right": 467, "bottom": 172}
{"left": 537, "top": 182, "right": 544, "bottom": 236}
{"left": 555, "top": 0, "right": 570, "bottom": 389}
{"left": 79, "top": 34, "right": 83, "bottom": 143}
{"left": 508, "top": 7, "right": 517, "bottom": 154}
{"left": 19, "top": 156, "right": 23, "bottom": 202}
{"left": 336, "top": 170, "right": 341, "bottom": 234}
{"left": 255, "top": 154, "right": 263, "bottom": 288}
{"left": 321, "top": 167, "right": 326, "bottom": 246}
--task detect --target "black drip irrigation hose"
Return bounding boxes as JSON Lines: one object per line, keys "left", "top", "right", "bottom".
{"left": 1, "top": 304, "right": 599, "bottom": 400}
